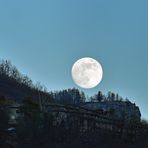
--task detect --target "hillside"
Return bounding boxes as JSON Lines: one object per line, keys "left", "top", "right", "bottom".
{"left": 1, "top": 59, "right": 148, "bottom": 148}
{"left": 0, "top": 60, "right": 142, "bottom": 120}
{"left": 0, "top": 60, "right": 51, "bottom": 102}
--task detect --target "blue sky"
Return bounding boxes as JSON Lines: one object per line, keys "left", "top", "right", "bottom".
{"left": 0, "top": 0, "right": 148, "bottom": 119}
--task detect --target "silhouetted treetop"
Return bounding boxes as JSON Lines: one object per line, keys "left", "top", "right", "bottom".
{"left": 90, "top": 90, "right": 133, "bottom": 105}
{"left": 0, "top": 59, "right": 136, "bottom": 107}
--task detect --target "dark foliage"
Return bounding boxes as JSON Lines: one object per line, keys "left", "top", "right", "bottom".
{"left": 0, "top": 60, "right": 148, "bottom": 148}
{"left": 3, "top": 97, "right": 147, "bottom": 148}
{"left": 0, "top": 60, "right": 86, "bottom": 105}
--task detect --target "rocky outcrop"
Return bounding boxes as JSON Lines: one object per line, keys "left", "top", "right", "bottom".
{"left": 81, "top": 101, "right": 141, "bottom": 123}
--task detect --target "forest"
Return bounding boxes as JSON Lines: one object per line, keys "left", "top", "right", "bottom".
{"left": 0, "top": 59, "right": 148, "bottom": 148}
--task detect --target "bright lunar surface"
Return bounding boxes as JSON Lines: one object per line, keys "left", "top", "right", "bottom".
{"left": 72, "top": 57, "right": 103, "bottom": 89}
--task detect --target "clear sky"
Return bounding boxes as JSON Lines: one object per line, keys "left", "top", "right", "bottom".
{"left": 0, "top": 0, "right": 148, "bottom": 119}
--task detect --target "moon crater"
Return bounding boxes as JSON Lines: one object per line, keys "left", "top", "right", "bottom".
{"left": 72, "top": 57, "right": 103, "bottom": 89}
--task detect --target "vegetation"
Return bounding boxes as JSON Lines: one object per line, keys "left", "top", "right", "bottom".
{"left": 0, "top": 60, "right": 148, "bottom": 148}
{"left": 0, "top": 96, "right": 146, "bottom": 148}
{"left": 0, "top": 60, "right": 131, "bottom": 105}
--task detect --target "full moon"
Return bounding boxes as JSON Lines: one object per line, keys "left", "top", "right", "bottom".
{"left": 72, "top": 57, "right": 103, "bottom": 89}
